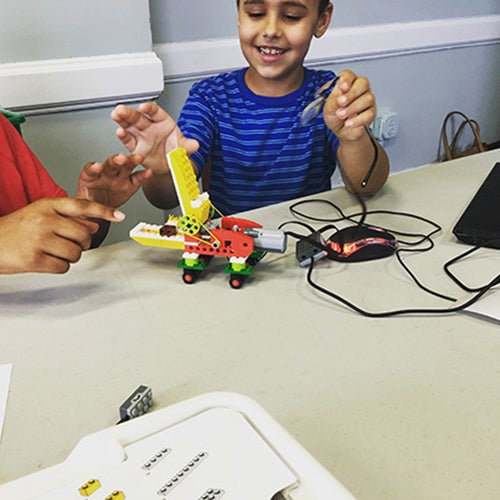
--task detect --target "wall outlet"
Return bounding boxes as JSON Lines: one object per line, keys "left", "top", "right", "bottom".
{"left": 373, "top": 111, "right": 399, "bottom": 140}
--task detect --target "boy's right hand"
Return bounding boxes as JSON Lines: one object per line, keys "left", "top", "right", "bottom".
{"left": 0, "top": 198, "right": 125, "bottom": 275}
{"left": 110, "top": 102, "right": 199, "bottom": 175}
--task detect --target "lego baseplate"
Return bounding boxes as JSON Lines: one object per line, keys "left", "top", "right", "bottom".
{"left": 0, "top": 392, "right": 355, "bottom": 500}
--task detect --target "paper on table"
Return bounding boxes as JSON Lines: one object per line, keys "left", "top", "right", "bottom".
{"left": 0, "top": 364, "right": 12, "bottom": 441}
{"left": 461, "top": 289, "right": 500, "bottom": 323}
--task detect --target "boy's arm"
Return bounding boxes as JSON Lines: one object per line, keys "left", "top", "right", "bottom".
{"left": 140, "top": 166, "right": 201, "bottom": 210}
{"left": 323, "top": 70, "right": 390, "bottom": 196}
{"left": 110, "top": 102, "right": 199, "bottom": 209}
{"left": 0, "top": 198, "right": 125, "bottom": 274}
{"left": 336, "top": 128, "right": 389, "bottom": 196}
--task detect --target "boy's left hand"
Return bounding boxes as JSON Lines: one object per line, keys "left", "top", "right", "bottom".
{"left": 75, "top": 153, "right": 153, "bottom": 208}
{"left": 323, "top": 70, "right": 377, "bottom": 142}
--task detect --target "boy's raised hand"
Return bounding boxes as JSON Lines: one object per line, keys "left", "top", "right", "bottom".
{"left": 75, "top": 153, "right": 153, "bottom": 208}
{"left": 322, "top": 70, "right": 389, "bottom": 195}
{"left": 323, "top": 70, "right": 377, "bottom": 142}
{"left": 0, "top": 198, "right": 125, "bottom": 274}
{"left": 111, "top": 102, "right": 199, "bottom": 175}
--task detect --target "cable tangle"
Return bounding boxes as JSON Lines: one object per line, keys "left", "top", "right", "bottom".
{"left": 280, "top": 198, "right": 499, "bottom": 318}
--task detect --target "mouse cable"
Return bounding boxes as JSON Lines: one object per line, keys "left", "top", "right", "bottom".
{"left": 443, "top": 241, "right": 500, "bottom": 293}
{"left": 346, "top": 208, "right": 443, "bottom": 247}
{"left": 290, "top": 198, "right": 355, "bottom": 224}
{"left": 277, "top": 219, "right": 318, "bottom": 234}
{"left": 285, "top": 185, "right": 499, "bottom": 316}
{"left": 305, "top": 258, "right": 498, "bottom": 318}
{"left": 394, "top": 242, "right": 457, "bottom": 302}
{"left": 289, "top": 199, "right": 443, "bottom": 246}
{"left": 282, "top": 223, "right": 457, "bottom": 303}
{"left": 287, "top": 209, "right": 499, "bottom": 316}
{"left": 289, "top": 223, "right": 499, "bottom": 316}
{"left": 290, "top": 199, "right": 441, "bottom": 246}
{"left": 284, "top": 200, "right": 457, "bottom": 301}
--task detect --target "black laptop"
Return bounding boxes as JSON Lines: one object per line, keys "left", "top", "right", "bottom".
{"left": 452, "top": 162, "right": 500, "bottom": 249}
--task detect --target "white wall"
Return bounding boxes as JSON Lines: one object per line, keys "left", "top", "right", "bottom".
{"left": 149, "top": 0, "right": 500, "bottom": 42}
{"left": 0, "top": 0, "right": 152, "bottom": 62}
{"left": 0, "top": 0, "right": 163, "bottom": 113}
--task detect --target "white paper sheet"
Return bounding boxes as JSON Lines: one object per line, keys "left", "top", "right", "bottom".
{"left": 0, "top": 364, "right": 12, "bottom": 441}
{"left": 462, "top": 289, "right": 500, "bottom": 323}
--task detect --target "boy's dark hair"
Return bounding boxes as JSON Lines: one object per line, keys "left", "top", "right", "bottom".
{"left": 319, "top": 0, "right": 330, "bottom": 13}
{"left": 236, "top": 0, "right": 330, "bottom": 15}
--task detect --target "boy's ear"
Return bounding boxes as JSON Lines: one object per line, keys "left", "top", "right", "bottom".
{"left": 314, "top": 3, "right": 333, "bottom": 39}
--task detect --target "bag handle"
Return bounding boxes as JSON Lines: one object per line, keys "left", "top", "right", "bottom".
{"left": 441, "top": 110, "right": 485, "bottom": 161}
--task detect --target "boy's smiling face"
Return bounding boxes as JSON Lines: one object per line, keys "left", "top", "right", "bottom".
{"left": 237, "top": 0, "right": 332, "bottom": 96}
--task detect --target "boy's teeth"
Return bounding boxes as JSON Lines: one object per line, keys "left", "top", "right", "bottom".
{"left": 259, "top": 47, "right": 284, "bottom": 55}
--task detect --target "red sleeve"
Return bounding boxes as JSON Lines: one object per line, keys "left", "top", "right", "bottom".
{"left": 0, "top": 113, "right": 67, "bottom": 216}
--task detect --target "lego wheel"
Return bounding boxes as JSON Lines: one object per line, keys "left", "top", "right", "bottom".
{"left": 182, "top": 269, "right": 201, "bottom": 284}
{"left": 229, "top": 274, "right": 245, "bottom": 289}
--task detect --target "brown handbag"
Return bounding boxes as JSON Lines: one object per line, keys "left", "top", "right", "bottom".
{"left": 440, "top": 110, "right": 486, "bottom": 161}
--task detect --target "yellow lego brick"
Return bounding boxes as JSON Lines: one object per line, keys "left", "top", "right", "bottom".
{"left": 168, "top": 148, "right": 211, "bottom": 223}
{"left": 130, "top": 234, "right": 185, "bottom": 250}
{"left": 105, "top": 491, "right": 126, "bottom": 500}
{"left": 79, "top": 478, "right": 101, "bottom": 496}
{"left": 129, "top": 222, "right": 185, "bottom": 250}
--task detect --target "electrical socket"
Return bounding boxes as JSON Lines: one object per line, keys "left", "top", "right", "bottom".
{"left": 373, "top": 111, "right": 399, "bottom": 140}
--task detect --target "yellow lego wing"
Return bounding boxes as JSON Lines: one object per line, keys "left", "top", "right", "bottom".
{"left": 168, "top": 148, "right": 211, "bottom": 223}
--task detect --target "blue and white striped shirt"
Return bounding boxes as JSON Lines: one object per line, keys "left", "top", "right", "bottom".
{"left": 178, "top": 67, "right": 339, "bottom": 214}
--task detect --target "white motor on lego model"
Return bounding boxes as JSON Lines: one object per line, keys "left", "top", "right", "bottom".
{"left": 243, "top": 227, "right": 288, "bottom": 253}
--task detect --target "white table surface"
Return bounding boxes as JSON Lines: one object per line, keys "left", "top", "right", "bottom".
{"left": 0, "top": 149, "right": 499, "bottom": 500}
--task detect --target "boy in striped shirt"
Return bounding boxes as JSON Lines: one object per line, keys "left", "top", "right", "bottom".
{"left": 112, "top": 0, "right": 389, "bottom": 214}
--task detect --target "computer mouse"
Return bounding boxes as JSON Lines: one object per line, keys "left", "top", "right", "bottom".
{"left": 327, "top": 225, "right": 398, "bottom": 262}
